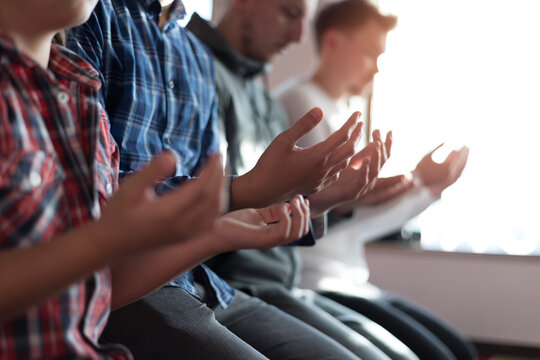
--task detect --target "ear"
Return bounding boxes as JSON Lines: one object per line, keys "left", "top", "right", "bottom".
{"left": 322, "top": 29, "right": 344, "bottom": 52}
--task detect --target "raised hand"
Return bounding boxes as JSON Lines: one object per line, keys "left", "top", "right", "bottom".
{"left": 355, "top": 174, "right": 415, "bottom": 206}
{"left": 413, "top": 144, "right": 469, "bottom": 197}
{"left": 208, "top": 195, "right": 311, "bottom": 252}
{"left": 99, "top": 152, "right": 226, "bottom": 254}
{"left": 308, "top": 130, "right": 392, "bottom": 217}
{"left": 231, "top": 108, "right": 363, "bottom": 210}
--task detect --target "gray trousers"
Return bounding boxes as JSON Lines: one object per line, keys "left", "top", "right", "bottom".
{"left": 100, "top": 286, "right": 361, "bottom": 360}
{"left": 245, "top": 284, "right": 418, "bottom": 360}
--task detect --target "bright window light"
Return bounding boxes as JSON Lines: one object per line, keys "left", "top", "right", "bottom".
{"left": 372, "top": 0, "right": 540, "bottom": 255}
{"left": 178, "top": 0, "right": 213, "bottom": 26}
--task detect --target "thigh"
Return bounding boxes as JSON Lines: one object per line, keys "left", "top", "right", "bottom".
{"left": 238, "top": 285, "right": 390, "bottom": 360}
{"left": 383, "top": 292, "right": 477, "bottom": 360}
{"left": 322, "top": 290, "right": 457, "bottom": 360}
{"left": 100, "top": 287, "right": 267, "bottom": 360}
{"left": 215, "top": 290, "right": 362, "bottom": 360}
{"left": 306, "top": 290, "right": 419, "bottom": 360}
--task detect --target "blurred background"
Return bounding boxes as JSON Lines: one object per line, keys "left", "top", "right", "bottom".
{"left": 183, "top": 0, "right": 540, "bottom": 256}
{"left": 181, "top": 1, "right": 540, "bottom": 356}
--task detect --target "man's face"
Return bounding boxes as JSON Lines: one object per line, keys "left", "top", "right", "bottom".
{"left": 339, "top": 20, "right": 388, "bottom": 96}
{"left": 239, "top": 0, "right": 309, "bottom": 62}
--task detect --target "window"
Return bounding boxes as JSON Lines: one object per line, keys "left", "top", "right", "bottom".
{"left": 177, "top": 0, "right": 213, "bottom": 26}
{"left": 371, "top": 0, "right": 540, "bottom": 255}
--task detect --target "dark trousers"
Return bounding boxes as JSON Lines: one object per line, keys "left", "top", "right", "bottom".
{"left": 100, "top": 286, "right": 361, "bottom": 360}
{"left": 321, "top": 290, "right": 478, "bottom": 360}
{"left": 247, "top": 284, "right": 418, "bottom": 360}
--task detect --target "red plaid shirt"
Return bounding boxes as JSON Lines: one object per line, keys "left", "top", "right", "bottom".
{"left": 0, "top": 34, "right": 130, "bottom": 359}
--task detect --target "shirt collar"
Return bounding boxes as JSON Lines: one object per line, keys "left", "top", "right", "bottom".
{"left": 139, "top": 0, "right": 186, "bottom": 23}
{"left": 0, "top": 32, "right": 101, "bottom": 90}
{"left": 187, "top": 12, "right": 270, "bottom": 79}
{"left": 49, "top": 44, "right": 102, "bottom": 90}
{"left": 0, "top": 32, "right": 37, "bottom": 69}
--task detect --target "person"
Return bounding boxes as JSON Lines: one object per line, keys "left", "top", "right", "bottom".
{"left": 276, "top": 1, "right": 475, "bottom": 359}
{"left": 0, "top": 0, "right": 299, "bottom": 358}
{"left": 185, "top": 1, "right": 435, "bottom": 360}
{"left": 66, "top": 0, "right": 380, "bottom": 359}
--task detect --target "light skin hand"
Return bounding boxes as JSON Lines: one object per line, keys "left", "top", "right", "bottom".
{"left": 0, "top": 152, "right": 226, "bottom": 321}
{"left": 309, "top": 130, "right": 392, "bottom": 217}
{"left": 354, "top": 174, "right": 415, "bottom": 207}
{"left": 230, "top": 108, "right": 363, "bottom": 210}
{"left": 209, "top": 194, "right": 311, "bottom": 252}
{"left": 110, "top": 195, "right": 310, "bottom": 308}
{"left": 98, "top": 152, "right": 226, "bottom": 256}
{"left": 412, "top": 144, "right": 469, "bottom": 197}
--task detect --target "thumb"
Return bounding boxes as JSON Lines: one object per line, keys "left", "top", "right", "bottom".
{"left": 427, "top": 142, "right": 445, "bottom": 158}
{"left": 281, "top": 107, "right": 324, "bottom": 146}
{"left": 124, "top": 151, "right": 177, "bottom": 196}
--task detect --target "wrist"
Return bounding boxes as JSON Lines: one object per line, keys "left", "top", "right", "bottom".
{"left": 199, "top": 219, "right": 232, "bottom": 255}
{"left": 88, "top": 217, "right": 138, "bottom": 264}
{"left": 307, "top": 193, "right": 332, "bottom": 218}
{"left": 230, "top": 171, "right": 281, "bottom": 210}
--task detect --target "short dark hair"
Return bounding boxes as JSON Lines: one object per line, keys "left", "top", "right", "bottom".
{"left": 315, "top": 0, "right": 397, "bottom": 51}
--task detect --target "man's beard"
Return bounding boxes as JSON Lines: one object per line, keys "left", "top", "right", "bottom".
{"left": 240, "top": 17, "right": 267, "bottom": 62}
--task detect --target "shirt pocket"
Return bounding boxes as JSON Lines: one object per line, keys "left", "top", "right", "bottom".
{"left": 0, "top": 151, "right": 66, "bottom": 247}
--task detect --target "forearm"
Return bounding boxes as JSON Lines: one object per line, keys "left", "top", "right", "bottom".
{"left": 338, "top": 185, "right": 436, "bottom": 242}
{"left": 0, "top": 221, "right": 119, "bottom": 322}
{"left": 229, "top": 173, "right": 290, "bottom": 210}
{"left": 110, "top": 234, "right": 218, "bottom": 309}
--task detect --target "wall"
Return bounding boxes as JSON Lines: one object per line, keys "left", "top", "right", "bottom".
{"left": 365, "top": 243, "right": 540, "bottom": 347}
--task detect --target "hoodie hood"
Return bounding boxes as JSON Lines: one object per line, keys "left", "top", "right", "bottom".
{"left": 187, "top": 12, "right": 270, "bottom": 78}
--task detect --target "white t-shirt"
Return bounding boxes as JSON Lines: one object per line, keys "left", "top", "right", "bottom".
{"left": 276, "top": 79, "right": 437, "bottom": 292}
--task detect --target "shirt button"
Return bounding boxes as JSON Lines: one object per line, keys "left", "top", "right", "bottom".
{"left": 165, "top": 137, "right": 172, "bottom": 145}
{"left": 168, "top": 80, "right": 175, "bottom": 89}
{"left": 106, "top": 183, "right": 113, "bottom": 195}
{"left": 29, "top": 171, "right": 41, "bottom": 187}
{"left": 91, "top": 202, "right": 100, "bottom": 219}
{"left": 57, "top": 92, "right": 69, "bottom": 104}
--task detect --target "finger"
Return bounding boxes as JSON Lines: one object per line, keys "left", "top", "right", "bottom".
{"left": 256, "top": 202, "right": 286, "bottom": 224}
{"left": 280, "top": 107, "right": 324, "bottom": 147}
{"left": 349, "top": 139, "right": 378, "bottom": 169}
{"left": 353, "top": 160, "right": 371, "bottom": 198}
{"left": 368, "top": 142, "right": 382, "bottom": 177}
{"left": 123, "top": 152, "right": 177, "bottom": 198}
{"left": 384, "top": 131, "right": 393, "bottom": 159}
{"left": 289, "top": 196, "right": 305, "bottom": 240}
{"left": 372, "top": 129, "right": 382, "bottom": 142}
{"left": 374, "top": 175, "right": 407, "bottom": 190}
{"left": 324, "top": 120, "right": 364, "bottom": 168}
{"left": 274, "top": 203, "right": 292, "bottom": 242}
{"left": 311, "top": 112, "right": 360, "bottom": 156}
{"left": 251, "top": 203, "right": 291, "bottom": 248}
{"left": 428, "top": 142, "right": 445, "bottom": 157}
{"left": 320, "top": 172, "right": 340, "bottom": 189}
{"left": 163, "top": 153, "right": 224, "bottom": 215}
{"left": 458, "top": 146, "right": 470, "bottom": 163}
{"left": 326, "top": 158, "right": 349, "bottom": 179}
{"left": 452, "top": 147, "right": 469, "bottom": 175}
{"left": 301, "top": 197, "right": 310, "bottom": 235}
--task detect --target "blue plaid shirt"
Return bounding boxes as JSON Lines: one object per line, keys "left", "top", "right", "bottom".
{"left": 67, "top": 0, "right": 234, "bottom": 308}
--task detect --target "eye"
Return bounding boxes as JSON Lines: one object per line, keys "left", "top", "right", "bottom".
{"left": 282, "top": 6, "right": 303, "bottom": 20}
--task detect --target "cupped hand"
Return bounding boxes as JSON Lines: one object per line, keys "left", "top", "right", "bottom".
{"left": 100, "top": 152, "right": 226, "bottom": 254}
{"left": 209, "top": 195, "right": 311, "bottom": 252}
{"left": 413, "top": 145, "right": 469, "bottom": 197}
{"left": 231, "top": 108, "right": 363, "bottom": 209}
{"left": 308, "top": 130, "right": 392, "bottom": 217}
